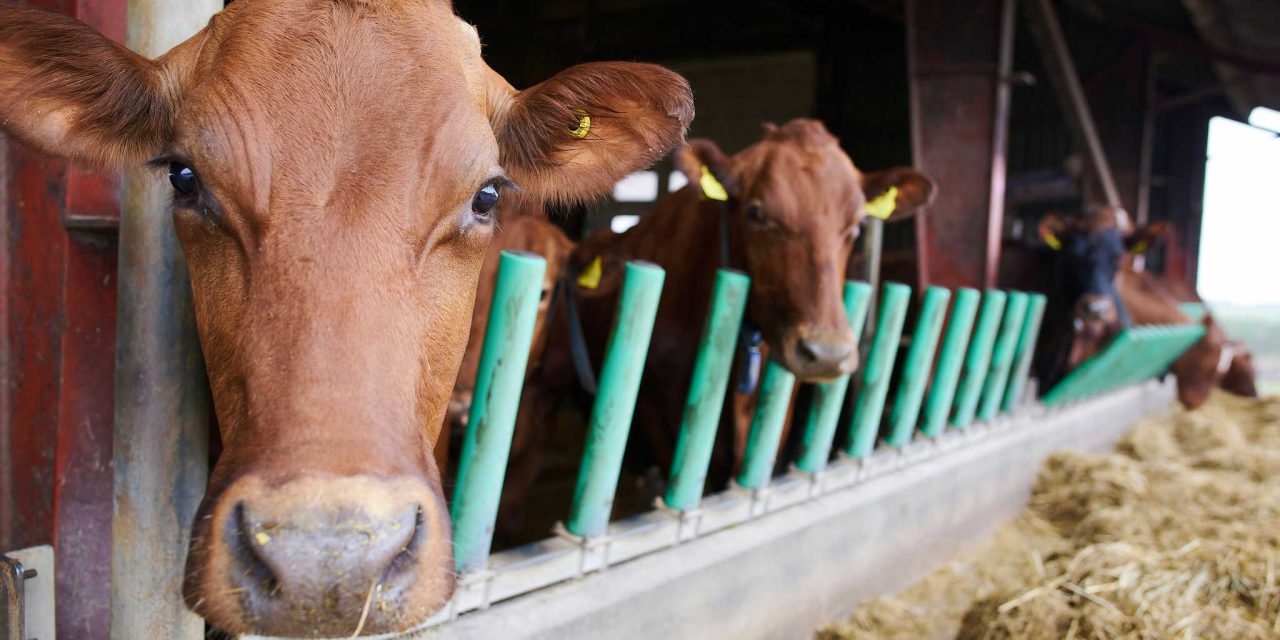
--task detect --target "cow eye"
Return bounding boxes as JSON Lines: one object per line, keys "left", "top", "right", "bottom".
{"left": 745, "top": 201, "right": 768, "bottom": 226}
{"left": 472, "top": 183, "right": 501, "bottom": 220}
{"left": 168, "top": 162, "right": 199, "bottom": 197}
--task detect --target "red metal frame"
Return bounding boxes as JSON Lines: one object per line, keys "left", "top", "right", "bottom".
{"left": 1, "top": 1, "right": 126, "bottom": 638}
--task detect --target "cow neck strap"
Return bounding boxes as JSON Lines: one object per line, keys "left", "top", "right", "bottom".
{"left": 718, "top": 202, "right": 764, "bottom": 395}
{"left": 555, "top": 272, "right": 599, "bottom": 396}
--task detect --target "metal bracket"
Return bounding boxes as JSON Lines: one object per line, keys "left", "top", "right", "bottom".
{"left": 2, "top": 546, "right": 55, "bottom": 640}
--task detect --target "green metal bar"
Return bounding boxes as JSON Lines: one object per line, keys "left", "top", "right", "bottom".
{"left": 845, "top": 283, "right": 912, "bottom": 458}
{"left": 452, "top": 251, "right": 548, "bottom": 573}
{"left": 663, "top": 269, "right": 751, "bottom": 512}
{"left": 885, "top": 287, "right": 951, "bottom": 447}
{"left": 735, "top": 361, "right": 797, "bottom": 490}
{"left": 795, "top": 282, "right": 875, "bottom": 473}
{"left": 920, "top": 288, "right": 981, "bottom": 437}
{"left": 1001, "top": 294, "right": 1047, "bottom": 412}
{"left": 950, "top": 290, "right": 1008, "bottom": 428}
{"left": 567, "top": 262, "right": 666, "bottom": 538}
{"left": 977, "top": 292, "right": 1030, "bottom": 421}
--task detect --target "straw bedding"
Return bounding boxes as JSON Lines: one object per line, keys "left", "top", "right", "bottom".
{"left": 818, "top": 391, "right": 1280, "bottom": 640}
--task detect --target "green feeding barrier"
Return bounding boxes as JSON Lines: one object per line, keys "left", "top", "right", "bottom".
{"left": 977, "top": 292, "right": 1030, "bottom": 421}
{"left": 794, "top": 282, "right": 875, "bottom": 473}
{"left": 951, "top": 290, "right": 1008, "bottom": 428}
{"left": 920, "top": 288, "right": 982, "bottom": 437}
{"left": 567, "top": 262, "right": 666, "bottom": 538}
{"left": 1002, "top": 294, "right": 1047, "bottom": 412}
{"left": 1177, "top": 302, "right": 1208, "bottom": 322}
{"left": 736, "top": 361, "right": 797, "bottom": 490}
{"left": 664, "top": 269, "right": 751, "bottom": 512}
{"left": 1042, "top": 324, "right": 1206, "bottom": 407}
{"left": 451, "top": 251, "right": 548, "bottom": 573}
{"left": 846, "top": 283, "right": 912, "bottom": 458}
{"left": 449, "top": 245, "right": 1193, "bottom": 569}
{"left": 885, "top": 286, "right": 951, "bottom": 447}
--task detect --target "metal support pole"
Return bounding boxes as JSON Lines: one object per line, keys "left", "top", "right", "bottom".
{"left": 663, "top": 270, "right": 750, "bottom": 512}
{"left": 1002, "top": 293, "right": 1047, "bottom": 412}
{"left": 567, "top": 262, "right": 665, "bottom": 538}
{"left": 920, "top": 288, "right": 981, "bottom": 437}
{"left": 885, "top": 286, "right": 951, "bottom": 447}
{"left": 795, "top": 282, "right": 874, "bottom": 473}
{"left": 1025, "top": 0, "right": 1123, "bottom": 208}
{"left": 950, "top": 290, "right": 1008, "bottom": 428}
{"left": 977, "top": 292, "right": 1030, "bottom": 421}
{"left": 845, "top": 283, "right": 912, "bottom": 458}
{"left": 736, "top": 361, "right": 796, "bottom": 491}
{"left": 112, "top": 3, "right": 220, "bottom": 639}
{"left": 452, "top": 252, "right": 547, "bottom": 573}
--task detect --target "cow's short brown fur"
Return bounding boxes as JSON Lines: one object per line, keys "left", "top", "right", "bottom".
{"left": 1, "top": 2, "right": 691, "bottom": 635}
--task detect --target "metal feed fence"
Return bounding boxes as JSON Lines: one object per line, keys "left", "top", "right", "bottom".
{"left": 408, "top": 250, "right": 1192, "bottom": 631}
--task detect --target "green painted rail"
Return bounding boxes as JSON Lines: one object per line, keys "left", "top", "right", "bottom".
{"left": 664, "top": 270, "right": 752, "bottom": 512}
{"left": 1001, "top": 294, "right": 1047, "bottom": 412}
{"left": 1177, "top": 302, "right": 1207, "bottom": 322}
{"left": 736, "top": 361, "right": 797, "bottom": 490}
{"left": 451, "top": 251, "right": 548, "bottom": 573}
{"left": 885, "top": 286, "right": 951, "bottom": 447}
{"left": 846, "top": 283, "right": 912, "bottom": 458}
{"left": 977, "top": 292, "right": 1030, "bottom": 421}
{"left": 950, "top": 290, "right": 1008, "bottom": 428}
{"left": 795, "top": 282, "right": 874, "bottom": 473}
{"left": 1043, "top": 324, "right": 1206, "bottom": 406}
{"left": 920, "top": 288, "right": 981, "bottom": 437}
{"left": 567, "top": 262, "right": 666, "bottom": 538}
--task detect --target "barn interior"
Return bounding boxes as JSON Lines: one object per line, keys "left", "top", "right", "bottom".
{"left": 2, "top": 0, "right": 1278, "bottom": 638}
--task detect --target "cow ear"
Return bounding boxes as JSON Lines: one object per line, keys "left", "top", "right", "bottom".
{"left": 859, "top": 167, "right": 936, "bottom": 222}
{"left": 0, "top": 7, "right": 177, "bottom": 167}
{"left": 487, "top": 62, "right": 694, "bottom": 204}
{"left": 1125, "top": 222, "right": 1170, "bottom": 255}
{"left": 674, "top": 139, "right": 735, "bottom": 201}
{"left": 1038, "top": 213, "right": 1067, "bottom": 251}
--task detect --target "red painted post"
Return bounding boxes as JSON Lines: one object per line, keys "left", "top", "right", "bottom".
{"left": 906, "top": 0, "right": 1011, "bottom": 291}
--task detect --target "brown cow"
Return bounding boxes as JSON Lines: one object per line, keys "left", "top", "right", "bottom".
{"left": 1023, "top": 207, "right": 1256, "bottom": 408}
{"left": 1116, "top": 266, "right": 1259, "bottom": 408}
{"left": 440, "top": 202, "right": 575, "bottom": 472}
{"left": 0, "top": 2, "right": 692, "bottom": 635}
{"left": 506, "top": 120, "right": 935, "bottom": 517}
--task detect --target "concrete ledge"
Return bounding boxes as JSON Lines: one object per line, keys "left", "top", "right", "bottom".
{"left": 418, "top": 380, "right": 1174, "bottom": 640}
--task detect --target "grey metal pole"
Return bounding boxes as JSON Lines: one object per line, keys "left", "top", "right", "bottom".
{"left": 112, "top": 3, "right": 221, "bottom": 639}
{"left": 1026, "top": 0, "right": 1123, "bottom": 209}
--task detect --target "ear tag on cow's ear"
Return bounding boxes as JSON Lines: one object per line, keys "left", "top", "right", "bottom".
{"left": 1130, "top": 238, "right": 1151, "bottom": 255}
{"left": 865, "top": 185, "right": 898, "bottom": 220}
{"left": 700, "top": 165, "right": 729, "bottom": 202}
{"left": 569, "top": 110, "right": 591, "bottom": 139}
{"left": 577, "top": 256, "right": 603, "bottom": 290}
{"left": 1044, "top": 233, "right": 1063, "bottom": 251}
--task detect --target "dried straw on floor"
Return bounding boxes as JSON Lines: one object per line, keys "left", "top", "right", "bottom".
{"left": 818, "top": 392, "right": 1280, "bottom": 640}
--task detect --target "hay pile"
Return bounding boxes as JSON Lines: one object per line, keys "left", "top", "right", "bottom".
{"left": 819, "top": 392, "right": 1280, "bottom": 640}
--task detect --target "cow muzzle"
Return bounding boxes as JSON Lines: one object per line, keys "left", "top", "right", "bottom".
{"left": 780, "top": 325, "right": 857, "bottom": 382}
{"left": 187, "top": 474, "right": 454, "bottom": 637}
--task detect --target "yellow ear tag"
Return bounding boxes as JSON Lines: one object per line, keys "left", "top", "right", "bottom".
{"left": 1130, "top": 238, "right": 1150, "bottom": 255}
{"left": 577, "top": 256, "right": 603, "bottom": 289}
{"left": 569, "top": 110, "right": 591, "bottom": 139}
{"left": 700, "top": 165, "right": 729, "bottom": 202}
{"left": 1044, "top": 233, "right": 1063, "bottom": 251}
{"left": 865, "top": 185, "right": 898, "bottom": 220}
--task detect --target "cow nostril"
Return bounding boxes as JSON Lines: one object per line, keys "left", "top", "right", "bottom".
{"left": 231, "top": 502, "right": 283, "bottom": 599}
{"left": 797, "top": 338, "right": 854, "bottom": 364}
{"left": 380, "top": 506, "right": 426, "bottom": 587}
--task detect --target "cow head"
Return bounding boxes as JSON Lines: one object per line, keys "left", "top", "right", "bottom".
{"left": 447, "top": 204, "right": 575, "bottom": 434}
{"left": 0, "top": 2, "right": 691, "bottom": 636}
{"left": 1038, "top": 208, "right": 1165, "bottom": 370}
{"left": 675, "top": 119, "right": 934, "bottom": 381}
